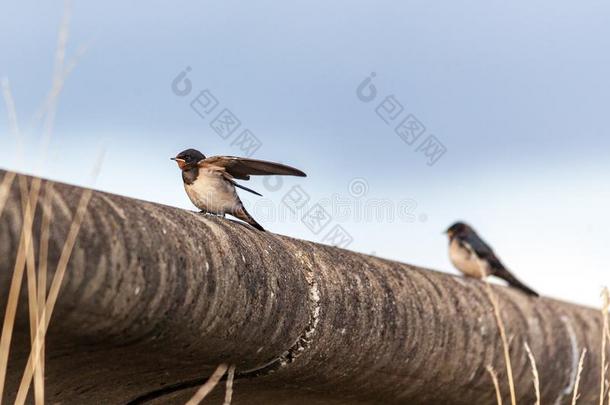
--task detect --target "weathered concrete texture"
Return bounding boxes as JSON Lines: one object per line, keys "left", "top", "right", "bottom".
{"left": 0, "top": 170, "right": 606, "bottom": 404}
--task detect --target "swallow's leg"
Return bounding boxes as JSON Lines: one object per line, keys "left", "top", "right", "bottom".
{"left": 198, "top": 210, "right": 226, "bottom": 218}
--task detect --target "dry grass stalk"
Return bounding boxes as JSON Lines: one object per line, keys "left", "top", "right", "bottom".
{"left": 13, "top": 188, "right": 93, "bottom": 405}
{"left": 605, "top": 372, "right": 610, "bottom": 405}
{"left": 6, "top": 85, "right": 43, "bottom": 374}
{"left": 486, "top": 365, "right": 503, "bottom": 405}
{"left": 185, "top": 364, "right": 229, "bottom": 405}
{"left": 0, "top": 172, "right": 17, "bottom": 220}
{"left": 605, "top": 312, "right": 610, "bottom": 405}
{"left": 0, "top": 79, "right": 44, "bottom": 404}
{"left": 485, "top": 282, "right": 516, "bottom": 405}
{"left": 39, "top": 0, "right": 71, "bottom": 157}
{"left": 223, "top": 365, "right": 236, "bottom": 405}
{"left": 571, "top": 349, "right": 587, "bottom": 405}
{"left": 34, "top": 182, "right": 54, "bottom": 405}
{"left": 0, "top": 79, "right": 19, "bottom": 219}
{"left": 17, "top": 176, "right": 46, "bottom": 405}
{"left": 0, "top": 177, "right": 41, "bottom": 403}
{"left": 1, "top": 78, "right": 20, "bottom": 142}
{"left": 602, "top": 288, "right": 610, "bottom": 405}
{"left": 30, "top": 41, "right": 90, "bottom": 131}
{"left": 524, "top": 342, "right": 540, "bottom": 405}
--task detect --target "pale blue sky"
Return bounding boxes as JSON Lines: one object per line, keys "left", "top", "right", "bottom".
{"left": 1, "top": 0, "right": 609, "bottom": 306}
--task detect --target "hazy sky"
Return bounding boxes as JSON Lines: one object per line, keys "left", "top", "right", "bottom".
{"left": 1, "top": 0, "right": 609, "bottom": 306}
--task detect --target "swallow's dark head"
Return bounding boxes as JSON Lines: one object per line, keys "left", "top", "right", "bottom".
{"left": 445, "top": 221, "right": 472, "bottom": 239}
{"left": 171, "top": 149, "right": 206, "bottom": 170}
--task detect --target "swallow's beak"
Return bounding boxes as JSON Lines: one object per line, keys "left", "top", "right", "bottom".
{"left": 171, "top": 157, "right": 186, "bottom": 169}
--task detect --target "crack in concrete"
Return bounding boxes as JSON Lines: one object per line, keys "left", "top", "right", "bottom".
{"left": 237, "top": 266, "right": 320, "bottom": 377}
{"left": 125, "top": 265, "right": 321, "bottom": 404}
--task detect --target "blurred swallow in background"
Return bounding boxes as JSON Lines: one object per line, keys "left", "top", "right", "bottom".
{"left": 445, "top": 221, "right": 539, "bottom": 296}
{"left": 171, "top": 148, "right": 306, "bottom": 231}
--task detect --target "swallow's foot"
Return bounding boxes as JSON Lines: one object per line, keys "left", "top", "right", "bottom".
{"left": 198, "top": 211, "right": 226, "bottom": 218}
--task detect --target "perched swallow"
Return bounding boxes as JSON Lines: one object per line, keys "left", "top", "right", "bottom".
{"left": 445, "top": 222, "right": 539, "bottom": 296}
{"left": 171, "top": 148, "right": 306, "bottom": 231}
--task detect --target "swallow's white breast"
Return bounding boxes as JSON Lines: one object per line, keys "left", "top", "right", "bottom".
{"left": 184, "top": 169, "right": 240, "bottom": 215}
{"left": 449, "top": 239, "right": 488, "bottom": 278}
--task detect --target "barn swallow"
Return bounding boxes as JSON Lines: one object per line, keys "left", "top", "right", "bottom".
{"left": 171, "top": 148, "right": 306, "bottom": 231}
{"left": 445, "top": 222, "right": 539, "bottom": 296}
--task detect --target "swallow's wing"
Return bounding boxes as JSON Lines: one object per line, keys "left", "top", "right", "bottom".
{"left": 461, "top": 232, "right": 539, "bottom": 296}
{"left": 199, "top": 156, "right": 306, "bottom": 181}
{"left": 461, "top": 233, "right": 504, "bottom": 270}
